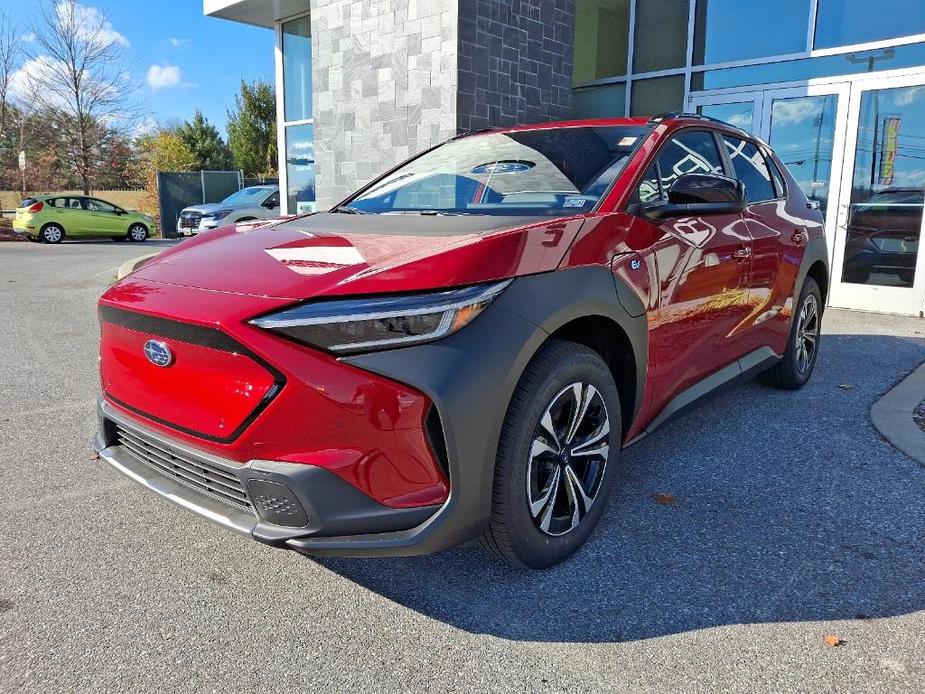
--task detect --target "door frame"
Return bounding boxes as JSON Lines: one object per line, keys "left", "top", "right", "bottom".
{"left": 827, "top": 70, "right": 925, "bottom": 315}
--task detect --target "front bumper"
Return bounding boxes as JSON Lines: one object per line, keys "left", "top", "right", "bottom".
{"left": 94, "top": 397, "right": 441, "bottom": 551}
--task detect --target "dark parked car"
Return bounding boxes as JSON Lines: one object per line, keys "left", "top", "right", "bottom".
{"left": 842, "top": 187, "right": 923, "bottom": 286}
{"left": 93, "top": 114, "right": 828, "bottom": 568}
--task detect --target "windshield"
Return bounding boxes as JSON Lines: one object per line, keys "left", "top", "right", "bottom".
{"left": 344, "top": 125, "right": 651, "bottom": 216}
{"left": 221, "top": 187, "right": 271, "bottom": 205}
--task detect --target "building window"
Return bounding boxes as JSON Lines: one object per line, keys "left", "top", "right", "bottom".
{"left": 285, "top": 123, "right": 315, "bottom": 214}
{"left": 633, "top": 0, "right": 689, "bottom": 73}
{"left": 573, "top": 0, "right": 630, "bottom": 82}
{"left": 630, "top": 75, "right": 684, "bottom": 117}
{"left": 282, "top": 15, "right": 312, "bottom": 122}
{"left": 693, "top": 0, "right": 811, "bottom": 65}
{"left": 814, "top": 0, "right": 925, "bottom": 50}
{"left": 573, "top": 83, "right": 627, "bottom": 119}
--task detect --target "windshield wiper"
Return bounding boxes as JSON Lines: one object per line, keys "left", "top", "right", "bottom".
{"left": 332, "top": 205, "right": 368, "bottom": 214}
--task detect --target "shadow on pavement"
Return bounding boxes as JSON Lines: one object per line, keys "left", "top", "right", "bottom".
{"left": 318, "top": 332, "right": 925, "bottom": 643}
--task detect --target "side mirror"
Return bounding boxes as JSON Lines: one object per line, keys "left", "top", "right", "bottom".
{"left": 635, "top": 173, "right": 746, "bottom": 220}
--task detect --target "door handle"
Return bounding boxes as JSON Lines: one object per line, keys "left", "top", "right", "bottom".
{"left": 733, "top": 245, "right": 752, "bottom": 260}
{"left": 791, "top": 228, "right": 809, "bottom": 245}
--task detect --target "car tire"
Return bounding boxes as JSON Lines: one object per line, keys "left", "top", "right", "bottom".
{"left": 760, "top": 277, "right": 823, "bottom": 390}
{"left": 128, "top": 223, "right": 148, "bottom": 242}
{"left": 40, "top": 224, "right": 64, "bottom": 244}
{"left": 481, "top": 339, "right": 621, "bottom": 569}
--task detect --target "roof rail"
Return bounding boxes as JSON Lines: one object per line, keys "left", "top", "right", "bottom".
{"left": 449, "top": 127, "right": 501, "bottom": 141}
{"left": 648, "top": 111, "right": 750, "bottom": 133}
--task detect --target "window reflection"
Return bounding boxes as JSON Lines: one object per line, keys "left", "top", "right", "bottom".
{"left": 697, "top": 102, "right": 754, "bottom": 132}
{"left": 633, "top": 0, "right": 689, "bottom": 73}
{"left": 768, "top": 95, "right": 838, "bottom": 218}
{"left": 573, "top": 83, "right": 627, "bottom": 119}
{"left": 842, "top": 86, "right": 925, "bottom": 288}
{"left": 695, "top": 42, "right": 925, "bottom": 91}
{"left": 285, "top": 123, "right": 316, "bottom": 214}
{"left": 630, "top": 75, "right": 685, "bottom": 117}
{"left": 573, "top": 0, "right": 630, "bottom": 82}
{"left": 282, "top": 16, "right": 312, "bottom": 122}
{"left": 815, "top": 0, "right": 925, "bottom": 50}
{"left": 693, "top": 0, "right": 810, "bottom": 65}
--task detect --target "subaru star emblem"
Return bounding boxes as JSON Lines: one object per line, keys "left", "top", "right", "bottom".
{"left": 143, "top": 340, "right": 173, "bottom": 367}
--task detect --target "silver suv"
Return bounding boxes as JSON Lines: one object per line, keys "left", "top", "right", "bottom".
{"left": 177, "top": 185, "right": 281, "bottom": 236}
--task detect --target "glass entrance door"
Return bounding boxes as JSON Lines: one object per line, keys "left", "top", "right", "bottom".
{"left": 692, "top": 84, "right": 850, "bottom": 274}
{"left": 828, "top": 74, "right": 925, "bottom": 314}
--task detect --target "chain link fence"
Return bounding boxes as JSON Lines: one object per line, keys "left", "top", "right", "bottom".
{"left": 156, "top": 170, "right": 245, "bottom": 238}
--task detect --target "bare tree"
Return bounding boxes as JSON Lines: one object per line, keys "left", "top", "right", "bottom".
{"left": 0, "top": 11, "right": 20, "bottom": 141}
{"left": 25, "top": 0, "right": 136, "bottom": 193}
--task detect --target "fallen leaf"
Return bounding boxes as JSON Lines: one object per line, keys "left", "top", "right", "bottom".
{"left": 653, "top": 493, "right": 677, "bottom": 506}
{"left": 89, "top": 452, "right": 100, "bottom": 461}
{"left": 823, "top": 634, "right": 843, "bottom": 647}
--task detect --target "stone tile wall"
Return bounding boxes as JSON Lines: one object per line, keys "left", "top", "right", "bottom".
{"left": 308, "top": 0, "right": 576, "bottom": 207}
{"left": 456, "top": 0, "right": 576, "bottom": 132}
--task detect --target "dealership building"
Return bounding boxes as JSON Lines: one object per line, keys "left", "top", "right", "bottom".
{"left": 204, "top": 0, "right": 925, "bottom": 316}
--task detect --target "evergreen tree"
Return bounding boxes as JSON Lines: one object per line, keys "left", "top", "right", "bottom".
{"left": 176, "top": 111, "right": 233, "bottom": 171}
{"left": 227, "top": 80, "right": 277, "bottom": 177}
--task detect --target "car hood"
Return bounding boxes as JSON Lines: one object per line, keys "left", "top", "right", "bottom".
{"left": 181, "top": 202, "right": 231, "bottom": 215}
{"left": 127, "top": 212, "right": 586, "bottom": 300}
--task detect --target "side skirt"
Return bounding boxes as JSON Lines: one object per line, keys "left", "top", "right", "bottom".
{"left": 625, "top": 346, "right": 780, "bottom": 446}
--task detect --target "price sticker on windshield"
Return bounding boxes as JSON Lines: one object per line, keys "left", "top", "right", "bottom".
{"left": 563, "top": 197, "right": 588, "bottom": 208}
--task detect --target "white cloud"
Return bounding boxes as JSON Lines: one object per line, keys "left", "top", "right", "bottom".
{"left": 21, "top": 32, "right": 36, "bottom": 42}
{"left": 147, "top": 64, "right": 182, "bottom": 89}
{"left": 9, "top": 54, "right": 125, "bottom": 110}
{"left": 56, "top": 2, "right": 129, "bottom": 48}
{"left": 167, "top": 37, "right": 191, "bottom": 48}
{"left": 132, "top": 115, "right": 160, "bottom": 138}
{"left": 894, "top": 86, "right": 925, "bottom": 107}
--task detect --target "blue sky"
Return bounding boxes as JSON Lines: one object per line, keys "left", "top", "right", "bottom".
{"left": 8, "top": 1, "right": 274, "bottom": 136}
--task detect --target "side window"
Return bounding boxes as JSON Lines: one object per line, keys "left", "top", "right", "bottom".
{"left": 69, "top": 198, "right": 83, "bottom": 209}
{"left": 765, "top": 153, "right": 787, "bottom": 198}
{"left": 723, "top": 136, "right": 775, "bottom": 203}
{"left": 49, "top": 198, "right": 64, "bottom": 208}
{"left": 264, "top": 192, "right": 280, "bottom": 208}
{"left": 634, "top": 130, "right": 724, "bottom": 203}
{"left": 85, "top": 198, "right": 116, "bottom": 213}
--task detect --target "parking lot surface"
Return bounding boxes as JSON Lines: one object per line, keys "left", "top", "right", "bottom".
{"left": 1, "top": 240, "right": 923, "bottom": 693}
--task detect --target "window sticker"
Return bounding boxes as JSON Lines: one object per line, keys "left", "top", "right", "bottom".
{"left": 471, "top": 160, "right": 535, "bottom": 174}
{"left": 618, "top": 136, "right": 638, "bottom": 147}
{"left": 563, "top": 197, "right": 588, "bottom": 208}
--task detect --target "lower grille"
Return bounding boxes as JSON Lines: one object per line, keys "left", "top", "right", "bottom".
{"left": 114, "top": 424, "right": 252, "bottom": 512}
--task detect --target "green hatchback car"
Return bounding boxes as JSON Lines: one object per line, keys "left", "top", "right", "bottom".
{"left": 13, "top": 195, "right": 155, "bottom": 243}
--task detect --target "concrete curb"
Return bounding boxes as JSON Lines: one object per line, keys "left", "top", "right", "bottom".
{"left": 116, "top": 252, "right": 159, "bottom": 280}
{"left": 871, "top": 360, "right": 925, "bottom": 467}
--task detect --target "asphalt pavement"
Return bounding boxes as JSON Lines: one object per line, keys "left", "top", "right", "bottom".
{"left": 1, "top": 239, "right": 923, "bottom": 693}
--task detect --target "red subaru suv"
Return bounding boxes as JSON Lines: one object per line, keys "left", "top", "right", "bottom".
{"left": 94, "top": 114, "right": 828, "bottom": 568}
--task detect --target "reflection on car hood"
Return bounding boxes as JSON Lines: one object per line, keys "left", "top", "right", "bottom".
{"left": 180, "top": 203, "right": 231, "bottom": 215}
{"left": 131, "top": 212, "right": 586, "bottom": 300}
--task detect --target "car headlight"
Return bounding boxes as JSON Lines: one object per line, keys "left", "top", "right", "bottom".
{"left": 205, "top": 210, "right": 232, "bottom": 220}
{"left": 250, "top": 280, "right": 511, "bottom": 354}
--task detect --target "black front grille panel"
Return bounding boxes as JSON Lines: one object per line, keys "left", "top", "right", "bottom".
{"left": 179, "top": 212, "right": 201, "bottom": 228}
{"left": 115, "top": 424, "right": 252, "bottom": 512}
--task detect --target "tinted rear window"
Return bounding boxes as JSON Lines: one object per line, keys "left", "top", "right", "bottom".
{"left": 19, "top": 198, "right": 37, "bottom": 208}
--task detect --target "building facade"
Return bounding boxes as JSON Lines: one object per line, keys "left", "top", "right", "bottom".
{"left": 205, "top": 0, "right": 925, "bottom": 316}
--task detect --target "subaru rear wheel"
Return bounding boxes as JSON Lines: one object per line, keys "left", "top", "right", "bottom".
{"left": 481, "top": 339, "right": 621, "bottom": 568}
{"left": 40, "top": 224, "right": 63, "bottom": 244}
